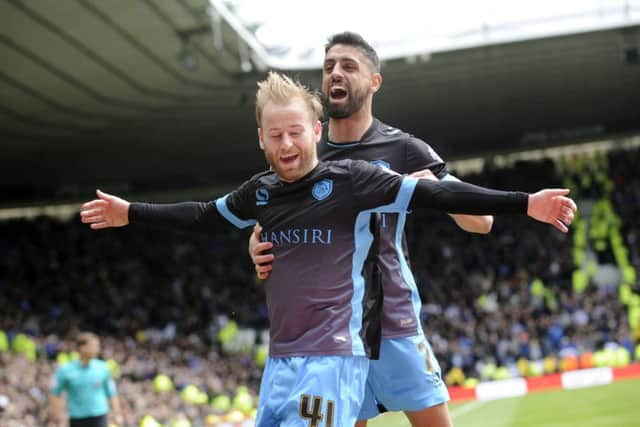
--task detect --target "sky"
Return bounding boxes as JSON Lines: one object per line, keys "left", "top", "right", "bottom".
{"left": 212, "top": 0, "right": 640, "bottom": 68}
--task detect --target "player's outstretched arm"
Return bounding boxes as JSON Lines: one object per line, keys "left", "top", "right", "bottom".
{"left": 80, "top": 189, "right": 130, "bottom": 229}
{"left": 249, "top": 223, "right": 274, "bottom": 280}
{"left": 527, "top": 189, "right": 576, "bottom": 232}
{"left": 408, "top": 180, "right": 577, "bottom": 233}
{"left": 410, "top": 168, "right": 493, "bottom": 233}
{"left": 81, "top": 189, "right": 228, "bottom": 233}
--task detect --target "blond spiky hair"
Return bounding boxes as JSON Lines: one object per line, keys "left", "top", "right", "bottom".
{"left": 255, "top": 71, "right": 323, "bottom": 127}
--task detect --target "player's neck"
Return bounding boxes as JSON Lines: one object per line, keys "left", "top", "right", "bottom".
{"left": 328, "top": 108, "right": 373, "bottom": 143}
{"left": 277, "top": 158, "right": 319, "bottom": 183}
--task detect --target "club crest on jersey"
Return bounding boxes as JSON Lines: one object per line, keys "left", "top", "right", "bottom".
{"left": 256, "top": 187, "right": 269, "bottom": 206}
{"left": 312, "top": 179, "right": 333, "bottom": 201}
{"left": 371, "top": 159, "right": 391, "bottom": 169}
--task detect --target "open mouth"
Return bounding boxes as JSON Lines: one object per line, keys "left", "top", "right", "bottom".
{"left": 330, "top": 87, "right": 348, "bottom": 101}
{"left": 280, "top": 154, "right": 299, "bottom": 165}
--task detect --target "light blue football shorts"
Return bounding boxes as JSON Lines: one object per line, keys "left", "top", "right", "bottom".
{"left": 256, "top": 355, "right": 369, "bottom": 427}
{"left": 358, "top": 335, "right": 449, "bottom": 420}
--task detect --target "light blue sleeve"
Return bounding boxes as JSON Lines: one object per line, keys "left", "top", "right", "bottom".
{"left": 371, "top": 177, "right": 419, "bottom": 213}
{"left": 50, "top": 366, "right": 66, "bottom": 396}
{"left": 103, "top": 363, "right": 117, "bottom": 397}
{"left": 215, "top": 195, "right": 257, "bottom": 229}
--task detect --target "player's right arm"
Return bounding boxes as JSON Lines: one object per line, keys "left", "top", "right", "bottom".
{"left": 48, "top": 395, "right": 65, "bottom": 427}
{"left": 81, "top": 189, "right": 255, "bottom": 233}
{"left": 48, "top": 367, "right": 66, "bottom": 427}
{"left": 80, "top": 190, "right": 131, "bottom": 229}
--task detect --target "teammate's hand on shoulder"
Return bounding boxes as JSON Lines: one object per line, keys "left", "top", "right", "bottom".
{"left": 409, "top": 168, "right": 437, "bottom": 181}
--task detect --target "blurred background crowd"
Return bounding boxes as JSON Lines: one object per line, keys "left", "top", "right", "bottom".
{"left": 2, "top": 147, "right": 639, "bottom": 426}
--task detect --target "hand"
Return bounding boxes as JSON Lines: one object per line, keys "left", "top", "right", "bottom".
{"left": 49, "top": 413, "right": 65, "bottom": 427}
{"left": 249, "top": 223, "right": 274, "bottom": 280}
{"left": 80, "top": 189, "right": 131, "bottom": 230}
{"left": 527, "top": 189, "right": 577, "bottom": 233}
{"left": 111, "top": 413, "right": 125, "bottom": 426}
{"left": 409, "top": 168, "right": 437, "bottom": 181}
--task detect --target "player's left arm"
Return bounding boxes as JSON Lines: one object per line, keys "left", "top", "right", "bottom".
{"left": 408, "top": 178, "right": 576, "bottom": 232}
{"left": 407, "top": 138, "right": 493, "bottom": 233}
{"left": 351, "top": 161, "right": 575, "bottom": 232}
{"left": 411, "top": 168, "right": 493, "bottom": 233}
{"left": 104, "top": 367, "right": 125, "bottom": 426}
{"left": 108, "top": 396, "right": 124, "bottom": 426}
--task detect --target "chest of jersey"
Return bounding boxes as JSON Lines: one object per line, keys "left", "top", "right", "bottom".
{"left": 66, "top": 368, "right": 103, "bottom": 391}
{"left": 253, "top": 176, "right": 354, "bottom": 248}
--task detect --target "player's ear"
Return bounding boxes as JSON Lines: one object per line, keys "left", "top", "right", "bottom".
{"left": 313, "top": 120, "right": 322, "bottom": 143}
{"left": 258, "top": 128, "right": 265, "bottom": 150}
{"left": 371, "top": 72, "right": 382, "bottom": 94}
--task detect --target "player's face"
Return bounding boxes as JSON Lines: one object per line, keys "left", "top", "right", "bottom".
{"left": 79, "top": 338, "right": 100, "bottom": 359}
{"left": 322, "top": 44, "right": 381, "bottom": 118}
{"left": 258, "top": 97, "right": 321, "bottom": 182}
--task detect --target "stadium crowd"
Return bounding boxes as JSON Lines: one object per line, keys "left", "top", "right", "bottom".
{"left": 1, "top": 147, "right": 639, "bottom": 426}
{"left": 411, "top": 151, "right": 638, "bottom": 381}
{"left": 0, "top": 333, "right": 260, "bottom": 427}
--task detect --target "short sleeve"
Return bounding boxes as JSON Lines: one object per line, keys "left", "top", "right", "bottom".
{"left": 214, "top": 180, "right": 258, "bottom": 229}
{"left": 50, "top": 367, "right": 66, "bottom": 396}
{"left": 350, "top": 160, "right": 418, "bottom": 213}
{"left": 104, "top": 372, "right": 117, "bottom": 398}
{"left": 406, "top": 137, "right": 448, "bottom": 179}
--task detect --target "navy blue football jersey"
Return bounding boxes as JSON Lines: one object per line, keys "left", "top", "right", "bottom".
{"left": 216, "top": 159, "right": 418, "bottom": 357}
{"left": 318, "top": 119, "right": 447, "bottom": 339}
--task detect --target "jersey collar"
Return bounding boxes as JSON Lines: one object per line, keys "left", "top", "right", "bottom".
{"left": 323, "top": 118, "right": 380, "bottom": 148}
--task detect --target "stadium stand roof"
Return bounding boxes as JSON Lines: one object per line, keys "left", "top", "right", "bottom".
{"left": 1, "top": 0, "right": 639, "bottom": 206}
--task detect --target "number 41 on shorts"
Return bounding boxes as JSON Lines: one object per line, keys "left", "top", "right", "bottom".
{"left": 299, "top": 394, "right": 335, "bottom": 427}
